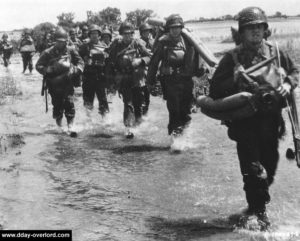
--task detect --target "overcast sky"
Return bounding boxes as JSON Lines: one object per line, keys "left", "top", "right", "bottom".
{"left": 1, "top": 0, "right": 300, "bottom": 31}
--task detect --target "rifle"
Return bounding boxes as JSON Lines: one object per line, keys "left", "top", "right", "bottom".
{"left": 274, "top": 42, "right": 300, "bottom": 168}
{"left": 41, "top": 76, "right": 48, "bottom": 113}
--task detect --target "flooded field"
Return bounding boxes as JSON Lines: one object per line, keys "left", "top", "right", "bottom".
{"left": 1, "top": 19, "right": 300, "bottom": 240}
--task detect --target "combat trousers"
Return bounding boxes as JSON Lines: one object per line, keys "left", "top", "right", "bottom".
{"left": 141, "top": 86, "right": 150, "bottom": 115}
{"left": 3, "top": 51, "right": 12, "bottom": 67}
{"left": 82, "top": 72, "right": 109, "bottom": 115}
{"left": 228, "top": 113, "right": 282, "bottom": 212}
{"left": 164, "top": 75, "right": 194, "bottom": 135}
{"left": 48, "top": 85, "right": 75, "bottom": 122}
{"left": 21, "top": 52, "right": 33, "bottom": 72}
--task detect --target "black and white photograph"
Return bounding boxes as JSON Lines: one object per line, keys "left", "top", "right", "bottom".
{"left": 0, "top": 0, "right": 300, "bottom": 240}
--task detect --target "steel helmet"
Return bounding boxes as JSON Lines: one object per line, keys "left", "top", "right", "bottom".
{"left": 139, "top": 23, "right": 153, "bottom": 33}
{"left": 119, "top": 22, "right": 134, "bottom": 35}
{"left": 101, "top": 28, "right": 112, "bottom": 39}
{"left": 54, "top": 28, "right": 68, "bottom": 42}
{"left": 2, "top": 33, "right": 8, "bottom": 39}
{"left": 82, "top": 25, "right": 88, "bottom": 31}
{"left": 24, "top": 29, "right": 31, "bottom": 35}
{"left": 237, "top": 7, "right": 268, "bottom": 32}
{"left": 165, "top": 14, "right": 184, "bottom": 29}
{"left": 88, "top": 24, "right": 101, "bottom": 36}
{"left": 69, "top": 28, "right": 76, "bottom": 35}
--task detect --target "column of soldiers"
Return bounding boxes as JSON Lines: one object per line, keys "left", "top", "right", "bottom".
{"left": 32, "top": 7, "right": 298, "bottom": 231}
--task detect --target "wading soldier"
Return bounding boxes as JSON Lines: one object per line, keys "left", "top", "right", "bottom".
{"left": 19, "top": 29, "right": 35, "bottom": 73}
{"left": 147, "top": 14, "right": 198, "bottom": 137}
{"left": 101, "top": 28, "right": 113, "bottom": 47}
{"left": 69, "top": 28, "right": 82, "bottom": 51}
{"left": 209, "top": 7, "right": 299, "bottom": 230}
{"left": 79, "top": 24, "right": 110, "bottom": 117}
{"left": 79, "top": 25, "right": 89, "bottom": 43}
{"left": 36, "top": 28, "right": 84, "bottom": 134}
{"left": 139, "top": 23, "right": 154, "bottom": 115}
{"left": 108, "top": 21, "right": 151, "bottom": 138}
{"left": 0, "top": 33, "right": 13, "bottom": 67}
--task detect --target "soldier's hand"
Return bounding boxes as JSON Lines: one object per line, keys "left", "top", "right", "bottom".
{"left": 132, "top": 58, "right": 142, "bottom": 68}
{"left": 277, "top": 83, "right": 291, "bottom": 97}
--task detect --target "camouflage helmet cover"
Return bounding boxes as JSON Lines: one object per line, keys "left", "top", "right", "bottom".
{"left": 88, "top": 24, "right": 101, "bottom": 36}
{"left": 165, "top": 14, "right": 184, "bottom": 29}
{"left": 119, "top": 22, "right": 134, "bottom": 34}
{"left": 139, "top": 23, "right": 153, "bottom": 33}
{"left": 238, "top": 7, "right": 268, "bottom": 31}
{"left": 54, "top": 28, "right": 68, "bottom": 41}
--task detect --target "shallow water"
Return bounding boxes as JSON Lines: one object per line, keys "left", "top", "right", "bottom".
{"left": 0, "top": 53, "right": 300, "bottom": 241}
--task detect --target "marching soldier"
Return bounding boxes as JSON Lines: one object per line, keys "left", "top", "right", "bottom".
{"left": 19, "top": 29, "right": 35, "bottom": 73}
{"left": 139, "top": 23, "right": 154, "bottom": 115}
{"left": 108, "top": 21, "right": 151, "bottom": 138}
{"left": 79, "top": 24, "right": 110, "bottom": 117}
{"left": 209, "top": 7, "right": 299, "bottom": 230}
{"left": 69, "top": 28, "right": 82, "bottom": 51}
{"left": 101, "top": 28, "right": 113, "bottom": 47}
{"left": 79, "top": 25, "right": 89, "bottom": 43}
{"left": 0, "top": 33, "right": 13, "bottom": 67}
{"left": 147, "top": 14, "right": 198, "bottom": 137}
{"left": 36, "top": 28, "right": 84, "bottom": 134}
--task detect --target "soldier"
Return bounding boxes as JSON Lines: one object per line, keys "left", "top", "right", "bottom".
{"left": 209, "top": 7, "right": 299, "bottom": 230}
{"left": 139, "top": 23, "right": 154, "bottom": 50}
{"left": 101, "top": 28, "right": 113, "bottom": 47}
{"left": 139, "top": 23, "right": 154, "bottom": 115}
{"left": 69, "top": 28, "right": 82, "bottom": 51}
{"left": 79, "top": 25, "right": 89, "bottom": 43}
{"left": 0, "top": 33, "right": 13, "bottom": 67}
{"left": 19, "top": 29, "right": 35, "bottom": 73}
{"left": 79, "top": 24, "right": 110, "bottom": 118}
{"left": 147, "top": 14, "right": 198, "bottom": 137}
{"left": 36, "top": 28, "right": 84, "bottom": 134}
{"left": 108, "top": 21, "right": 151, "bottom": 138}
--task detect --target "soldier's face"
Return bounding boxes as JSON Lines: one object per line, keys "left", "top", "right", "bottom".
{"left": 102, "top": 34, "right": 111, "bottom": 44}
{"left": 70, "top": 33, "right": 76, "bottom": 40}
{"left": 243, "top": 24, "right": 265, "bottom": 44}
{"left": 141, "top": 30, "right": 151, "bottom": 39}
{"left": 122, "top": 32, "right": 133, "bottom": 44}
{"left": 169, "top": 27, "right": 182, "bottom": 38}
{"left": 90, "top": 31, "right": 99, "bottom": 43}
{"left": 55, "top": 40, "right": 67, "bottom": 50}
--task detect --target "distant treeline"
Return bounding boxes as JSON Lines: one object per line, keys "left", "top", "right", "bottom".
{"left": 185, "top": 11, "right": 294, "bottom": 23}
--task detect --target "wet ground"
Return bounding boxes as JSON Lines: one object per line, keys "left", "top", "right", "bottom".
{"left": 0, "top": 55, "right": 300, "bottom": 241}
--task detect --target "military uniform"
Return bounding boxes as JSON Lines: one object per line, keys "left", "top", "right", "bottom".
{"left": 19, "top": 33, "right": 35, "bottom": 73}
{"left": 209, "top": 7, "right": 299, "bottom": 229}
{"left": 0, "top": 34, "right": 13, "bottom": 67}
{"left": 36, "top": 29, "right": 84, "bottom": 126}
{"left": 79, "top": 25, "right": 110, "bottom": 116}
{"left": 139, "top": 23, "right": 155, "bottom": 115}
{"left": 147, "top": 15, "right": 198, "bottom": 136}
{"left": 109, "top": 22, "right": 151, "bottom": 136}
{"left": 69, "top": 29, "right": 82, "bottom": 52}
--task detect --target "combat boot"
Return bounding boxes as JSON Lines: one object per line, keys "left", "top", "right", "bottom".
{"left": 256, "top": 210, "right": 270, "bottom": 231}
{"left": 67, "top": 117, "right": 77, "bottom": 137}
{"left": 125, "top": 128, "right": 134, "bottom": 139}
{"left": 56, "top": 117, "right": 63, "bottom": 127}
